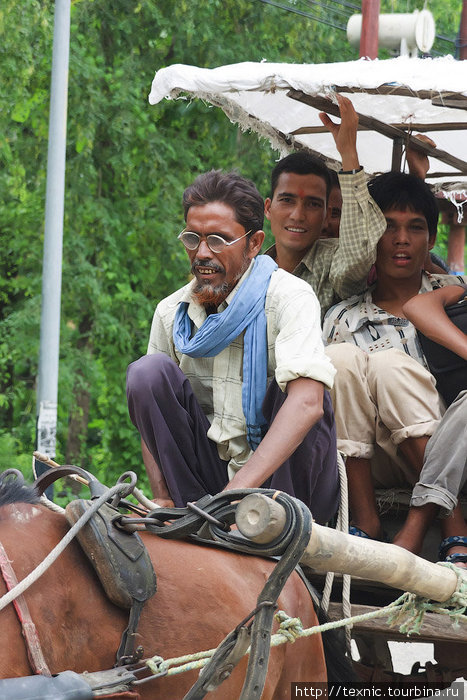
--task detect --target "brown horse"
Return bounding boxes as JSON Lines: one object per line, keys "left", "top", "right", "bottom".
{"left": 0, "top": 477, "right": 351, "bottom": 699}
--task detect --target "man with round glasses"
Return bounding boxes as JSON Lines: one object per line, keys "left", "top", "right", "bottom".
{"left": 127, "top": 169, "right": 339, "bottom": 523}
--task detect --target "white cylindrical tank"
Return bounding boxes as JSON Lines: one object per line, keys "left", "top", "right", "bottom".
{"left": 347, "top": 10, "right": 436, "bottom": 54}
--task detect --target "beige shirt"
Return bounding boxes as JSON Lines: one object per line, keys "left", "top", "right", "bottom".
{"left": 148, "top": 261, "right": 336, "bottom": 477}
{"left": 266, "top": 168, "right": 387, "bottom": 320}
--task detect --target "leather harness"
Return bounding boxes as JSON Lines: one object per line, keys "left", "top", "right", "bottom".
{"left": 0, "top": 541, "right": 52, "bottom": 676}
{"left": 33, "top": 465, "right": 156, "bottom": 668}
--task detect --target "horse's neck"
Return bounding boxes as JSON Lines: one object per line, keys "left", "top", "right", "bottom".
{"left": 0, "top": 503, "right": 126, "bottom": 675}
{"left": 1, "top": 503, "right": 67, "bottom": 572}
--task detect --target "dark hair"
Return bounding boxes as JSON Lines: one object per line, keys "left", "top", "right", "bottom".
{"left": 368, "top": 172, "right": 439, "bottom": 237}
{"left": 183, "top": 169, "right": 264, "bottom": 233}
{"left": 328, "top": 169, "right": 340, "bottom": 190}
{"left": 270, "top": 152, "right": 332, "bottom": 200}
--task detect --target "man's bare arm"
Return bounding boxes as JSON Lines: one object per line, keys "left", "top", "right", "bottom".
{"left": 224, "top": 377, "right": 325, "bottom": 491}
{"left": 141, "top": 438, "right": 175, "bottom": 507}
{"left": 402, "top": 286, "right": 467, "bottom": 360}
{"left": 405, "top": 133, "right": 436, "bottom": 181}
{"left": 318, "top": 95, "right": 387, "bottom": 300}
{"left": 319, "top": 94, "right": 360, "bottom": 171}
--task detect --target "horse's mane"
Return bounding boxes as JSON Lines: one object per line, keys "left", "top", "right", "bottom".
{"left": 0, "top": 475, "right": 40, "bottom": 508}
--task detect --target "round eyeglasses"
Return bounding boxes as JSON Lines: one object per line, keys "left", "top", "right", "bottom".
{"left": 178, "top": 230, "right": 252, "bottom": 254}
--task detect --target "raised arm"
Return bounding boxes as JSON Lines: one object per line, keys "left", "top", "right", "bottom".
{"left": 405, "top": 133, "right": 436, "bottom": 181}
{"left": 405, "top": 134, "right": 447, "bottom": 274}
{"left": 319, "top": 94, "right": 387, "bottom": 300}
{"left": 402, "top": 286, "right": 467, "bottom": 360}
{"left": 319, "top": 93, "right": 360, "bottom": 172}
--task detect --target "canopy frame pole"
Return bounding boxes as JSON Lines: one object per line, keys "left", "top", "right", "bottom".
{"left": 287, "top": 90, "right": 467, "bottom": 174}
{"left": 391, "top": 137, "right": 404, "bottom": 172}
{"left": 360, "top": 0, "right": 380, "bottom": 59}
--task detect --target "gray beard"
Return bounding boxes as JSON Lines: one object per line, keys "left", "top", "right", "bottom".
{"left": 192, "top": 280, "right": 231, "bottom": 307}
{"left": 192, "top": 251, "right": 251, "bottom": 308}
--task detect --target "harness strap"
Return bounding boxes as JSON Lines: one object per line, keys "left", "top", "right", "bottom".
{"left": 116, "top": 599, "right": 145, "bottom": 665}
{"left": 0, "top": 541, "right": 51, "bottom": 676}
{"left": 33, "top": 465, "right": 108, "bottom": 499}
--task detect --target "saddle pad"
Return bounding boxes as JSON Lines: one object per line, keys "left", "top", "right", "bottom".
{"left": 65, "top": 499, "right": 156, "bottom": 609}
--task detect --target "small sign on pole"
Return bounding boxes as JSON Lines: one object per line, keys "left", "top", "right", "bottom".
{"left": 36, "top": 401, "right": 58, "bottom": 457}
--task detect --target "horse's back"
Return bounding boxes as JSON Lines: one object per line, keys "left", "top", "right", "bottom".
{"left": 138, "top": 533, "right": 327, "bottom": 697}
{"left": 0, "top": 503, "right": 326, "bottom": 698}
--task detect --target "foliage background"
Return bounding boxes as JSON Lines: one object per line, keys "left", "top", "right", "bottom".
{"left": 0, "top": 0, "right": 463, "bottom": 493}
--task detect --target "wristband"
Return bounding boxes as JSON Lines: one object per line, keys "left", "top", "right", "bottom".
{"left": 339, "top": 166, "right": 363, "bottom": 174}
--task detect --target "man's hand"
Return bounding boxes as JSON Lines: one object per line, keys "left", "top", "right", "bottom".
{"left": 319, "top": 94, "right": 360, "bottom": 171}
{"left": 151, "top": 497, "right": 175, "bottom": 509}
{"left": 406, "top": 133, "right": 436, "bottom": 180}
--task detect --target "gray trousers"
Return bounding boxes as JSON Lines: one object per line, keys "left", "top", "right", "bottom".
{"left": 126, "top": 354, "right": 339, "bottom": 524}
{"left": 411, "top": 390, "right": 467, "bottom": 515}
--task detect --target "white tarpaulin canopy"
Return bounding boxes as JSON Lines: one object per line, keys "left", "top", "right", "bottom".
{"left": 149, "top": 56, "right": 467, "bottom": 204}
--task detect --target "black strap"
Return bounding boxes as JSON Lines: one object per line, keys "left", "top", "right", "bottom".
{"left": 116, "top": 600, "right": 145, "bottom": 665}
{"left": 174, "top": 490, "right": 312, "bottom": 700}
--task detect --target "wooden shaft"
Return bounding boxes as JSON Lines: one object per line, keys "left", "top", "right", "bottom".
{"left": 33, "top": 451, "right": 89, "bottom": 487}
{"left": 235, "top": 494, "right": 460, "bottom": 603}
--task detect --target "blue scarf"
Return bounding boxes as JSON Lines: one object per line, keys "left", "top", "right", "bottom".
{"left": 173, "top": 255, "right": 278, "bottom": 450}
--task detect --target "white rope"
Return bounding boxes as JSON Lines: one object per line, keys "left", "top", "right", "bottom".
{"left": 321, "top": 451, "right": 349, "bottom": 608}
{"left": 39, "top": 494, "right": 65, "bottom": 514}
{"left": 336, "top": 451, "right": 352, "bottom": 651}
{"left": 0, "top": 482, "right": 129, "bottom": 612}
{"left": 133, "top": 486, "right": 160, "bottom": 511}
{"left": 321, "top": 451, "right": 352, "bottom": 653}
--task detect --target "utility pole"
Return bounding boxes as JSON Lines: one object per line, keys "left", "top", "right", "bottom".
{"left": 36, "top": 0, "right": 71, "bottom": 460}
{"left": 360, "top": 0, "right": 380, "bottom": 59}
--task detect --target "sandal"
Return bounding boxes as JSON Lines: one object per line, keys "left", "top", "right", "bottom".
{"left": 349, "top": 525, "right": 389, "bottom": 542}
{"left": 349, "top": 525, "right": 373, "bottom": 539}
{"left": 438, "top": 536, "right": 467, "bottom": 566}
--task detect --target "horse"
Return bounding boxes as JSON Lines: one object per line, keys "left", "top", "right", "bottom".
{"left": 0, "top": 475, "right": 353, "bottom": 699}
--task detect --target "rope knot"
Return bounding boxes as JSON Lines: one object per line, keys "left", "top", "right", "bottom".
{"left": 146, "top": 655, "right": 167, "bottom": 674}
{"left": 274, "top": 610, "right": 303, "bottom": 643}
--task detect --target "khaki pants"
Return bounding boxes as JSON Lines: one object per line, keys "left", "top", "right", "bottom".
{"left": 325, "top": 345, "right": 443, "bottom": 488}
